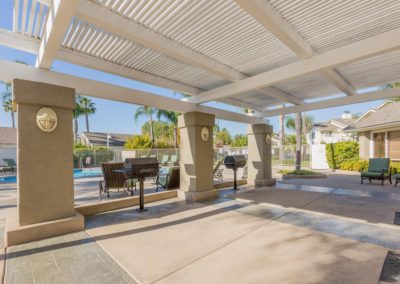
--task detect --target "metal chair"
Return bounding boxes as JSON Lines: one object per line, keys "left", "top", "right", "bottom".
{"left": 361, "top": 158, "right": 392, "bottom": 186}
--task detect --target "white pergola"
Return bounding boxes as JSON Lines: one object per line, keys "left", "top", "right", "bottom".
{"left": 2, "top": 0, "right": 400, "bottom": 122}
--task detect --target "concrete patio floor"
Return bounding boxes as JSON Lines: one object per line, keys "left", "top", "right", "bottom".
{"left": 2, "top": 168, "right": 400, "bottom": 283}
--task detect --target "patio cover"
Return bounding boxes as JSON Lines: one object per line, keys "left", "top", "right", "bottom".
{"left": 1, "top": 0, "right": 400, "bottom": 122}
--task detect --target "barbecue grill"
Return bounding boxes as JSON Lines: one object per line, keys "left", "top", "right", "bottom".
{"left": 123, "top": 157, "right": 159, "bottom": 212}
{"left": 223, "top": 155, "right": 246, "bottom": 190}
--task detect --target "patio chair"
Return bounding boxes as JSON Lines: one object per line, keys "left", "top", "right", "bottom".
{"left": 3, "top": 159, "right": 16, "bottom": 172}
{"left": 156, "top": 166, "right": 180, "bottom": 191}
{"left": 360, "top": 158, "right": 392, "bottom": 186}
{"left": 99, "top": 162, "right": 137, "bottom": 200}
{"left": 213, "top": 159, "right": 224, "bottom": 183}
{"left": 168, "top": 154, "right": 178, "bottom": 166}
{"left": 160, "top": 155, "right": 169, "bottom": 166}
{"left": 394, "top": 169, "right": 400, "bottom": 187}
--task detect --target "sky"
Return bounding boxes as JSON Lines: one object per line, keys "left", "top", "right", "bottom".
{"left": 0, "top": 0, "right": 386, "bottom": 136}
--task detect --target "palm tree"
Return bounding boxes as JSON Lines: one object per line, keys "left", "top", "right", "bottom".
{"left": 73, "top": 98, "right": 83, "bottom": 143}
{"left": 1, "top": 81, "right": 12, "bottom": 127}
{"left": 286, "top": 113, "right": 303, "bottom": 170}
{"left": 135, "top": 106, "right": 156, "bottom": 145}
{"left": 279, "top": 105, "right": 285, "bottom": 164}
{"left": 294, "top": 113, "right": 302, "bottom": 171}
{"left": 157, "top": 110, "right": 179, "bottom": 147}
{"left": 3, "top": 99, "right": 15, "bottom": 128}
{"left": 78, "top": 96, "right": 96, "bottom": 132}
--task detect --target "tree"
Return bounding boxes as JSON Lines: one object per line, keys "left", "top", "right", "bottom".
{"left": 231, "top": 134, "right": 248, "bottom": 147}
{"left": 2, "top": 99, "right": 15, "bottom": 128}
{"left": 383, "top": 83, "right": 400, "bottom": 101}
{"left": 215, "top": 127, "right": 232, "bottom": 146}
{"left": 279, "top": 105, "right": 285, "bottom": 164}
{"left": 294, "top": 113, "right": 302, "bottom": 171}
{"left": 124, "top": 134, "right": 152, "bottom": 149}
{"left": 1, "top": 82, "right": 13, "bottom": 127}
{"left": 285, "top": 134, "right": 297, "bottom": 145}
{"left": 78, "top": 96, "right": 96, "bottom": 132}
{"left": 73, "top": 98, "right": 83, "bottom": 143}
{"left": 142, "top": 120, "right": 174, "bottom": 146}
{"left": 134, "top": 106, "right": 156, "bottom": 146}
{"left": 157, "top": 110, "right": 179, "bottom": 147}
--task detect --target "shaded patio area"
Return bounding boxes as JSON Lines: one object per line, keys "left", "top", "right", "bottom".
{"left": 4, "top": 173, "right": 400, "bottom": 283}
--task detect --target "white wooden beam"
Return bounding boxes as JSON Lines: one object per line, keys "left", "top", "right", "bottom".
{"left": 35, "top": 0, "right": 52, "bottom": 6}
{"left": 320, "top": 69, "right": 357, "bottom": 96}
{"left": 0, "top": 28, "right": 201, "bottom": 95}
{"left": 188, "top": 27, "right": 400, "bottom": 104}
{"left": 77, "top": 1, "right": 301, "bottom": 105}
{"left": 0, "top": 60, "right": 264, "bottom": 124}
{"left": 236, "top": 0, "right": 359, "bottom": 99}
{"left": 76, "top": 1, "right": 243, "bottom": 81}
{"left": 57, "top": 48, "right": 202, "bottom": 95}
{"left": 36, "top": 0, "right": 79, "bottom": 69}
{"left": 236, "top": 0, "right": 313, "bottom": 58}
{"left": 0, "top": 28, "right": 39, "bottom": 53}
{"left": 258, "top": 87, "right": 302, "bottom": 105}
{"left": 262, "top": 87, "right": 400, "bottom": 117}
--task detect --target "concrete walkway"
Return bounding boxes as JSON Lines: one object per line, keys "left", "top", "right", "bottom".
{"left": 2, "top": 168, "right": 400, "bottom": 283}
{"left": 82, "top": 185, "right": 400, "bottom": 284}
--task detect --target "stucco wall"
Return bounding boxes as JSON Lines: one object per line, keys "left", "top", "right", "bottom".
{"left": 13, "top": 79, "right": 75, "bottom": 226}
{"left": 358, "top": 131, "right": 371, "bottom": 160}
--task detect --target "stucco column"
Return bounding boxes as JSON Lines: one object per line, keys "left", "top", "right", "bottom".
{"left": 247, "top": 124, "right": 276, "bottom": 186}
{"left": 13, "top": 79, "right": 75, "bottom": 225}
{"left": 178, "top": 111, "right": 219, "bottom": 202}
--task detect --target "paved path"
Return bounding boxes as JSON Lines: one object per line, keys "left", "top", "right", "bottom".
{"left": 4, "top": 231, "right": 135, "bottom": 284}
{"left": 83, "top": 185, "right": 400, "bottom": 284}
{"left": 1, "top": 168, "right": 400, "bottom": 283}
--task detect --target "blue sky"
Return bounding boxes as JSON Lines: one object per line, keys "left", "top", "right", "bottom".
{"left": 0, "top": 0, "right": 385, "bottom": 136}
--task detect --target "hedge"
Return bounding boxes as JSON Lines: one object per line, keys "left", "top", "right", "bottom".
{"left": 325, "top": 141, "right": 359, "bottom": 169}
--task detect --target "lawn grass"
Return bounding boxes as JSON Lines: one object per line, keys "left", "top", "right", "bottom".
{"left": 278, "top": 169, "right": 321, "bottom": 175}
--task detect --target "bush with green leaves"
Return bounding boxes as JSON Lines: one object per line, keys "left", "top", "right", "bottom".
{"left": 340, "top": 159, "right": 368, "bottom": 172}
{"left": 231, "top": 134, "right": 248, "bottom": 147}
{"left": 95, "top": 148, "right": 114, "bottom": 163}
{"left": 325, "top": 141, "right": 359, "bottom": 169}
{"left": 124, "top": 135, "right": 153, "bottom": 149}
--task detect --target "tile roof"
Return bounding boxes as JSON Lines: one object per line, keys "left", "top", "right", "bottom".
{"left": 81, "top": 132, "right": 132, "bottom": 147}
{"left": 350, "top": 101, "right": 400, "bottom": 130}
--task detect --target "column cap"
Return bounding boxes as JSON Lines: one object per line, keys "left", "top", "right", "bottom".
{"left": 178, "top": 111, "right": 215, "bottom": 128}
{"left": 247, "top": 124, "right": 273, "bottom": 134}
{"left": 13, "top": 79, "right": 75, "bottom": 109}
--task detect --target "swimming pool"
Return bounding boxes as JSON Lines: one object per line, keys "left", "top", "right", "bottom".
{"left": 0, "top": 168, "right": 102, "bottom": 183}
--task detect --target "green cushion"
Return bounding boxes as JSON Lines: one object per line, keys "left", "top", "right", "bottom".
{"left": 368, "top": 158, "right": 390, "bottom": 173}
{"left": 361, "top": 171, "right": 389, "bottom": 178}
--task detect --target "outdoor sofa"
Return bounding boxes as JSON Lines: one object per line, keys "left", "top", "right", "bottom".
{"left": 361, "top": 158, "right": 392, "bottom": 186}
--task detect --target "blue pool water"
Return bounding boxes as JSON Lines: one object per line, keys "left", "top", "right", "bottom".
{"left": 0, "top": 168, "right": 102, "bottom": 183}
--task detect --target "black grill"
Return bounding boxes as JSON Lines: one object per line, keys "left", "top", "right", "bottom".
{"left": 123, "top": 158, "right": 159, "bottom": 212}
{"left": 123, "top": 158, "right": 159, "bottom": 179}
{"left": 224, "top": 155, "right": 246, "bottom": 190}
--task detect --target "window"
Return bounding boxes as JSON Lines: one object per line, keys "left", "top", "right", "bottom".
{"left": 373, "top": 132, "right": 385, "bottom": 158}
{"left": 389, "top": 130, "right": 400, "bottom": 160}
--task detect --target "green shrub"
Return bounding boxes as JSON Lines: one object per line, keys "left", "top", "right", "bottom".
{"left": 73, "top": 148, "right": 95, "bottom": 167}
{"left": 340, "top": 159, "right": 368, "bottom": 172}
{"left": 95, "top": 148, "right": 114, "bottom": 163}
{"left": 124, "top": 135, "right": 153, "bottom": 149}
{"left": 278, "top": 169, "right": 320, "bottom": 175}
{"left": 325, "top": 141, "right": 359, "bottom": 169}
